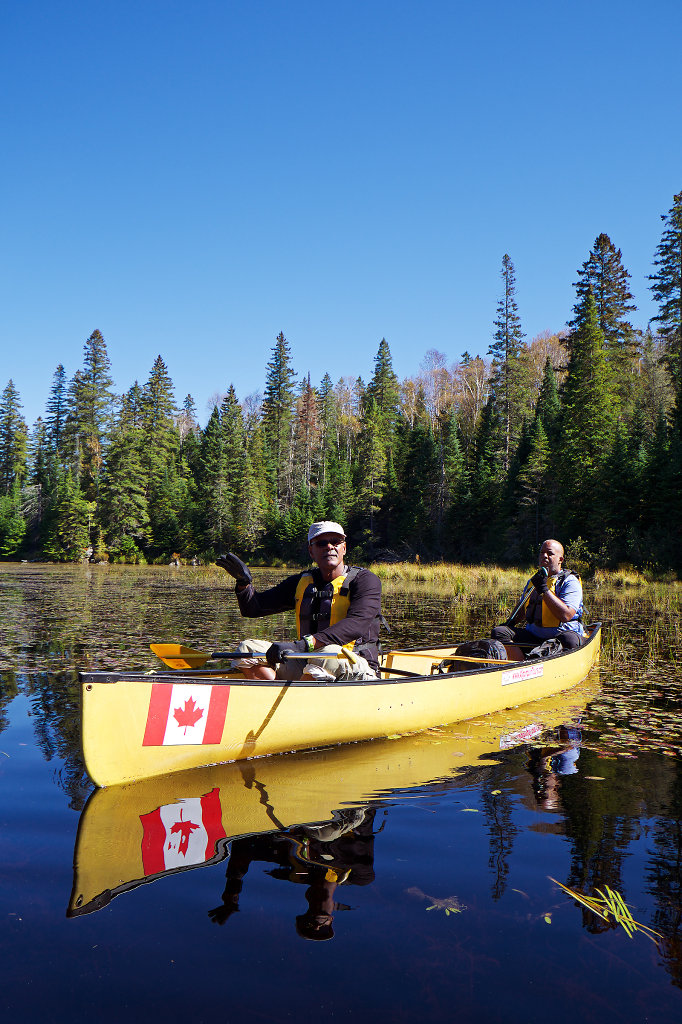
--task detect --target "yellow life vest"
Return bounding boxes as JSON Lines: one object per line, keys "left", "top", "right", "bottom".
{"left": 294, "top": 568, "right": 354, "bottom": 644}
{"left": 519, "top": 571, "right": 581, "bottom": 629}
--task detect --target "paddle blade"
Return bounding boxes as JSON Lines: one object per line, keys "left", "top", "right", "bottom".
{"left": 150, "top": 644, "right": 211, "bottom": 670}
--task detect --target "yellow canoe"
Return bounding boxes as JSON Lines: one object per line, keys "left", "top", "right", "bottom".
{"left": 69, "top": 674, "right": 599, "bottom": 917}
{"left": 78, "top": 625, "right": 601, "bottom": 788}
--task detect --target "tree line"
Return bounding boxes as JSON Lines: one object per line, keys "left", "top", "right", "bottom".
{"left": 1, "top": 190, "right": 681, "bottom": 572}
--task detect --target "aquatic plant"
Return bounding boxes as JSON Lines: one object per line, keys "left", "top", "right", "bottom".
{"left": 549, "top": 877, "right": 663, "bottom": 946}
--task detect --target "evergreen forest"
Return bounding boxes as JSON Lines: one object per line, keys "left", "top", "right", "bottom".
{"left": 2, "top": 191, "right": 681, "bottom": 573}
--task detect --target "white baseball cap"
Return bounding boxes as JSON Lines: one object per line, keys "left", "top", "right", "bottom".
{"left": 307, "top": 521, "right": 346, "bottom": 543}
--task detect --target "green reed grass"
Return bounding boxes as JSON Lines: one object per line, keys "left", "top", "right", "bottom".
{"left": 549, "top": 877, "right": 663, "bottom": 946}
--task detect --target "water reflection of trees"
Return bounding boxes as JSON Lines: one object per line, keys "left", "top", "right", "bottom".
{"left": 21, "top": 669, "right": 92, "bottom": 809}
{"left": 646, "top": 762, "right": 682, "bottom": 989}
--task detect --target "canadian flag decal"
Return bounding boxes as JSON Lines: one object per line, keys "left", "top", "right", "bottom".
{"left": 140, "top": 787, "right": 226, "bottom": 875}
{"left": 143, "top": 683, "right": 230, "bottom": 746}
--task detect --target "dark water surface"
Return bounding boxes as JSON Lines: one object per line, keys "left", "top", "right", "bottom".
{"left": 1, "top": 563, "right": 681, "bottom": 1022}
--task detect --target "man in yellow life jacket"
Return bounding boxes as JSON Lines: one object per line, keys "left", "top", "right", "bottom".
{"left": 490, "top": 539, "right": 584, "bottom": 651}
{"left": 216, "top": 521, "right": 382, "bottom": 681}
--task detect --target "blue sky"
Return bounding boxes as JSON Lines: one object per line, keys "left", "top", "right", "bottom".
{"left": 2, "top": 0, "right": 681, "bottom": 427}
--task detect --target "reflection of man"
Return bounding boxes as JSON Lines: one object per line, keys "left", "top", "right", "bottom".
{"left": 491, "top": 539, "right": 584, "bottom": 651}
{"left": 216, "top": 521, "right": 382, "bottom": 681}
{"left": 527, "top": 725, "right": 583, "bottom": 811}
{"left": 208, "top": 808, "right": 377, "bottom": 941}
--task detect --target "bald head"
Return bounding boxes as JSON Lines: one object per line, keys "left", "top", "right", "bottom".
{"left": 539, "top": 539, "right": 564, "bottom": 575}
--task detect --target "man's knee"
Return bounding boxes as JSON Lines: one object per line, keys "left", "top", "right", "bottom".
{"left": 491, "top": 625, "right": 514, "bottom": 643}
{"left": 558, "top": 631, "right": 582, "bottom": 650}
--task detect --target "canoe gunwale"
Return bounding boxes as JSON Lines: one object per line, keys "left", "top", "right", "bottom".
{"left": 79, "top": 622, "right": 602, "bottom": 689}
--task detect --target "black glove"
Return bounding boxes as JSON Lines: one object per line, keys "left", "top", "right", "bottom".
{"left": 215, "top": 552, "right": 253, "bottom": 586}
{"left": 266, "top": 638, "right": 307, "bottom": 667}
{"left": 531, "top": 566, "right": 549, "bottom": 593}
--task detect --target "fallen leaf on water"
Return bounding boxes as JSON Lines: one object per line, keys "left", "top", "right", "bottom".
{"left": 544, "top": 914, "right": 552, "bottom": 924}
{"left": 584, "top": 776, "right": 605, "bottom": 781}
{"left": 491, "top": 789, "right": 502, "bottom": 795}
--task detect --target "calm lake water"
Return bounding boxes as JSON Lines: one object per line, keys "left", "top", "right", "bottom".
{"left": 1, "top": 563, "right": 681, "bottom": 1023}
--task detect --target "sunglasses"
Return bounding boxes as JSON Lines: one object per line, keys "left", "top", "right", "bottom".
{"left": 311, "top": 538, "right": 345, "bottom": 548}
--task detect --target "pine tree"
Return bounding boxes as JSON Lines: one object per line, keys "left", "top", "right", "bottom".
{"left": 261, "top": 332, "right": 296, "bottom": 506}
{"left": 649, "top": 190, "right": 682, "bottom": 416}
{"left": 0, "top": 380, "right": 27, "bottom": 495}
{"left": 488, "top": 255, "right": 526, "bottom": 471}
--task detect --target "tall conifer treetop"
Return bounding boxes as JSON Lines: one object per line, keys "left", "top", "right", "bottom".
{"left": 569, "top": 233, "right": 636, "bottom": 351}
{"left": 649, "top": 190, "right": 682, "bottom": 409}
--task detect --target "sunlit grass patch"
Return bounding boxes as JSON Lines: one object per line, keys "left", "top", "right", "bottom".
{"left": 368, "top": 561, "right": 527, "bottom": 594}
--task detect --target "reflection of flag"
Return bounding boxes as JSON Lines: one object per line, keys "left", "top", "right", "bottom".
{"left": 143, "top": 683, "right": 230, "bottom": 746}
{"left": 140, "top": 788, "right": 226, "bottom": 875}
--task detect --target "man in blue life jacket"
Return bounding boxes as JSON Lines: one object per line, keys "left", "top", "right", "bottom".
{"left": 216, "top": 521, "right": 382, "bottom": 682}
{"left": 490, "top": 539, "right": 584, "bottom": 651}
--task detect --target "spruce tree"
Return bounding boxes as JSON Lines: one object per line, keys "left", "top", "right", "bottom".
{"left": 535, "top": 357, "right": 561, "bottom": 439}
{"left": 45, "top": 364, "right": 68, "bottom": 455}
{"left": 569, "top": 234, "right": 636, "bottom": 351}
{"left": 0, "top": 480, "right": 26, "bottom": 556}
{"left": 366, "top": 338, "right": 400, "bottom": 442}
{"left": 0, "top": 380, "right": 27, "bottom": 495}
{"left": 262, "top": 332, "right": 296, "bottom": 506}
{"left": 73, "top": 330, "right": 117, "bottom": 499}
{"left": 557, "top": 289, "right": 617, "bottom": 538}
{"left": 514, "top": 415, "right": 551, "bottom": 550}
{"left": 140, "top": 355, "right": 178, "bottom": 495}
{"left": 488, "top": 255, "right": 526, "bottom": 471}
{"left": 195, "top": 407, "right": 228, "bottom": 550}
{"left": 98, "top": 427, "right": 150, "bottom": 550}
{"left": 649, "top": 190, "right": 682, "bottom": 416}
{"left": 293, "top": 374, "right": 320, "bottom": 492}
{"left": 354, "top": 396, "right": 386, "bottom": 546}
{"left": 42, "top": 470, "right": 95, "bottom": 562}
{"left": 316, "top": 373, "right": 338, "bottom": 490}
{"left": 220, "top": 385, "right": 247, "bottom": 545}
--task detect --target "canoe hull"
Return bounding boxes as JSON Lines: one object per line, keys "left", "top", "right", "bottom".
{"left": 80, "top": 626, "right": 601, "bottom": 787}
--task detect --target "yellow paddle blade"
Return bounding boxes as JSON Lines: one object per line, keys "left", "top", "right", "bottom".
{"left": 150, "top": 644, "right": 211, "bottom": 670}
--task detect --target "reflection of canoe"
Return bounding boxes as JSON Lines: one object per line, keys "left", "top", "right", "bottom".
{"left": 68, "top": 676, "right": 599, "bottom": 917}
{"left": 79, "top": 625, "right": 600, "bottom": 787}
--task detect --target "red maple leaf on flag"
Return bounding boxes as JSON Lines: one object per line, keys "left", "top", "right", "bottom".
{"left": 173, "top": 696, "right": 204, "bottom": 732}
{"left": 169, "top": 810, "right": 200, "bottom": 857}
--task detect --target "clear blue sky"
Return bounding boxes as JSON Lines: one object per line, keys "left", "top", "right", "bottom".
{"left": 2, "top": 0, "right": 681, "bottom": 427}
